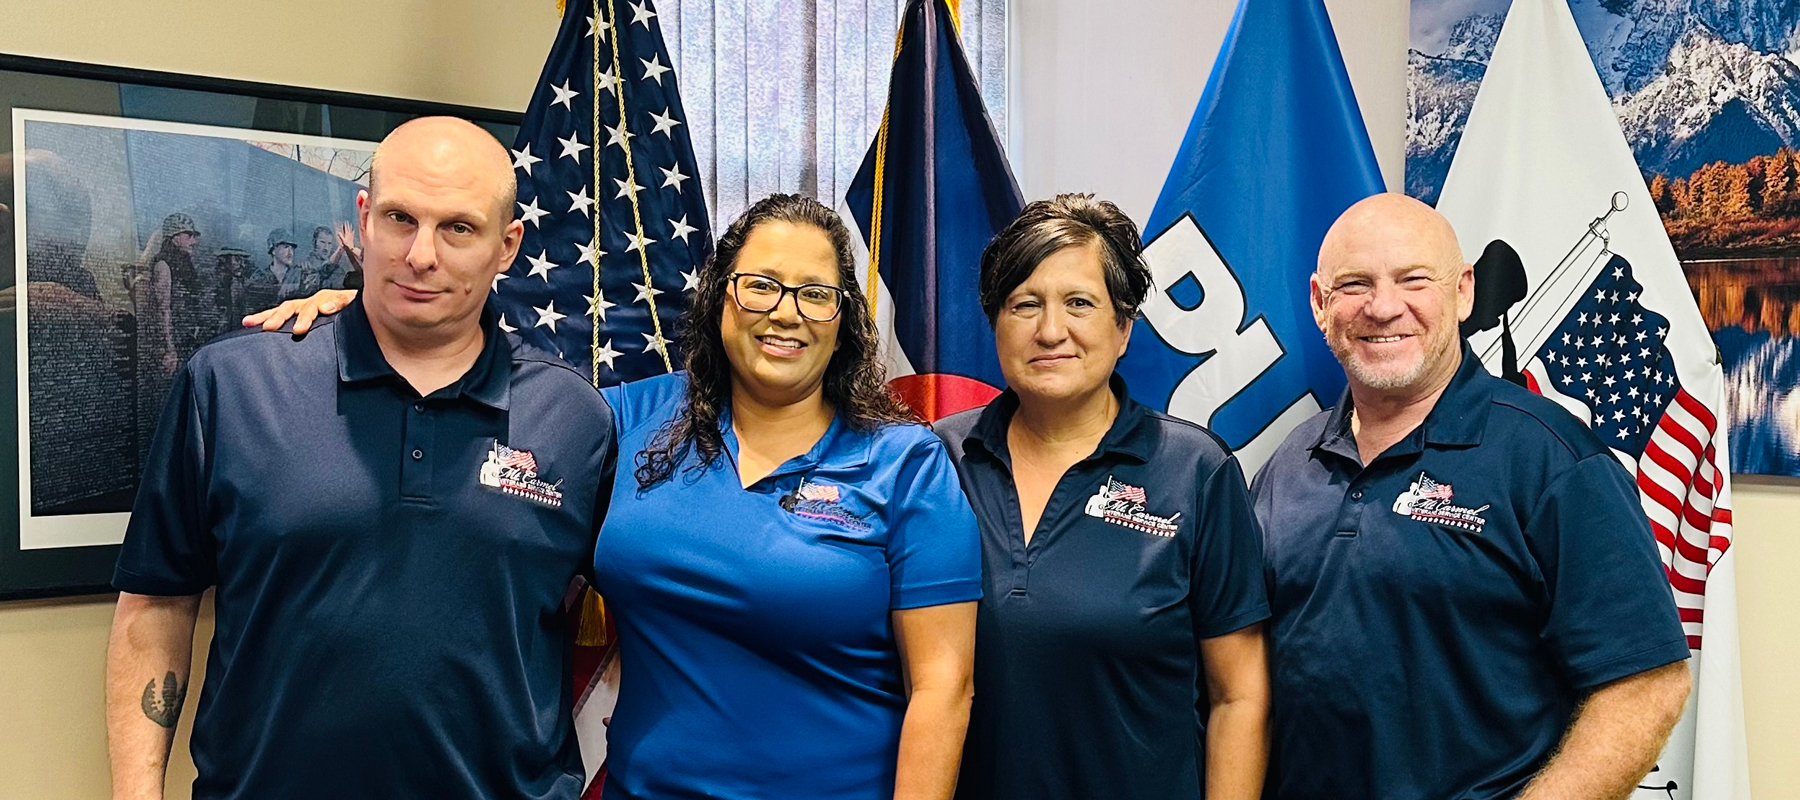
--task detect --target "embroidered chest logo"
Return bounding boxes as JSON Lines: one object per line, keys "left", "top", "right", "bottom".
{"left": 478, "top": 440, "right": 564, "bottom": 508}
{"left": 1083, "top": 475, "right": 1181, "bottom": 537}
{"left": 781, "top": 477, "right": 869, "bottom": 531}
{"left": 1392, "top": 471, "right": 1487, "bottom": 533}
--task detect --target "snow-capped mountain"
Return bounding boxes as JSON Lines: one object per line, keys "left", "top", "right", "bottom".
{"left": 1617, "top": 25, "right": 1800, "bottom": 176}
{"left": 1407, "top": 0, "right": 1800, "bottom": 202}
{"left": 1441, "top": 12, "right": 1503, "bottom": 62}
{"left": 1686, "top": 0, "right": 1800, "bottom": 58}
{"left": 1588, "top": 0, "right": 1800, "bottom": 95}
{"left": 1407, "top": 50, "right": 1486, "bottom": 204}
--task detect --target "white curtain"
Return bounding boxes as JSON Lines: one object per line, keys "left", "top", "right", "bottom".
{"left": 655, "top": 0, "right": 1008, "bottom": 229}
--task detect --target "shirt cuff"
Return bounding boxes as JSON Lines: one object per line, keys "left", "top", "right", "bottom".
{"left": 1196, "top": 604, "right": 1272, "bottom": 640}
{"left": 891, "top": 578, "right": 982, "bottom": 610}
{"left": 1565, "top": 636, "right": 1692, "bottom": 690}
{"left": 113, "top": 565, "right": 209, "bottom": 597}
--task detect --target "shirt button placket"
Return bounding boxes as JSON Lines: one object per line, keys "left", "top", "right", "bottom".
{"left": 401, "top": 401, "right": 436, "bottom": 501}
{"left": 1335, "top": 481, "right": 1366, "bottom": 538}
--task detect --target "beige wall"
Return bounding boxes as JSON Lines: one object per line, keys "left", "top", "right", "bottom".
{"left": 0, "top": 0, "right": 558, "bottom": 114}
{"left": 1726, "top": 479, "right": 1800, "bottom": 797}
{"left": 2, "top": 1, "right": 1797, "bottom": 799}
{"left": 0, "top": 1, "right": 556, "bottom": 797}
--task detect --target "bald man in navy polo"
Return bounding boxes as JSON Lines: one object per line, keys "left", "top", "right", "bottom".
{"left": 1251, "top": 193, "right": 1691, "bottom": 800}
{"left": 105, "top": 118, "right": 614, "bottom": 800}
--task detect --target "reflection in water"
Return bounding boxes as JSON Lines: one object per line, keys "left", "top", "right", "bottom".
{"left": 1685, "top": 258, "right": 1800, "bottom": 475}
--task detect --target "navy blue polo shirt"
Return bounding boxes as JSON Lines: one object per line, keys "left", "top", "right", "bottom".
{"left": 1250, "top": 344, "right": 1688, "bottom": 800}
{"left": 593, "top": 372, "right": 981, "bottom": 800}
{"left": 114, "top": 298, "right": 616, "bottom": 800}
{"left": 936, "top": 375, "right": 1270, "bottom": 800}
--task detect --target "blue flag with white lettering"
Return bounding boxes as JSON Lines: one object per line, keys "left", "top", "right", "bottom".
{"left": 1117, "top": 0, "right": 1385, "bottom": 473}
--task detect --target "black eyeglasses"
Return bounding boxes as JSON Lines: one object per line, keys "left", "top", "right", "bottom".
{"left": 726, "top": 272, "right": 847, "bottom": 322}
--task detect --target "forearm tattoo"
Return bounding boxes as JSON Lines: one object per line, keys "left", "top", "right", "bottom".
{"left": 140, "top": 671, "right": 187, "bottom": 729}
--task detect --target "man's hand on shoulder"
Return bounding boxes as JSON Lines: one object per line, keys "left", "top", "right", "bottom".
{"left": 242, "top": 289, "right": 358, "bottom": 334}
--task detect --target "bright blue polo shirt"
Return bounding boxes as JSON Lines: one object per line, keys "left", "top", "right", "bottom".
{"left": 936, "top": 375, "right": 1269, "bottom": 800}
{"left": 1250, "top": 344, "right": 1688, "bottom": 800}
{"left": 114, "top": 298, "right": 616, "bottom": 800}
{"left": 594, "top": 372, "right": 982, "bottom": 800}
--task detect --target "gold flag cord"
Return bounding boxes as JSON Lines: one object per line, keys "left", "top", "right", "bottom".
{"left": 604, "top": 0, "right": 674, "bottom": 374}
{"left": 590, "top": 0, "right": 605, "bottom": 387}
{"left": 576, "top": 579, "right": 611, "bottom": 647}
{"left": 867, "top": 0, "right": 966, "bottom": 312}
{"left": 864, "top": 22, "right": 907, "bottom": 313}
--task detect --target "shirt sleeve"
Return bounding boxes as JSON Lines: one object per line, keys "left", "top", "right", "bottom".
{"left": 885, "top": 435, "right": 983, "bottom": 610}
{"left": 599, "top": 381, "right": 630, "bottom": 428}
{"left": 1190, "top": 455, "right": 1272, "bottom": 639}
{"left": 1530, "top": 453, "right": 1690, "bottom": 689}
{"left": 113, "top": 362, "right": 216, "bottom": 596}
{"left": 585, "top": 393, "right": 621, "bottom": 585}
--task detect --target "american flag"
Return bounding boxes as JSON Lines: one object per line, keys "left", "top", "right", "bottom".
{"left": 495, "top": 442, "right": 539, "bottom": 473}
{"left": 493, "top": 1, "right": 710, "bottom": 796}
{"left": 1521, "top": 254, "right": 1731, "bottom": 650}
{"left": 1108, "top": 477, "right": 1147, "bottom": 505}
{"left": 797, "top": 481, "right": 840, "bottom": 503}
{"left": 1414, "top": 474, "right": 1453, "bottom": 502}
{"left": 492, "top": 0, "right": 712, "bottom": 386}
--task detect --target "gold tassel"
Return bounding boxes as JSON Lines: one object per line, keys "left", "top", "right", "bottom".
{"left": 556, "top": 0, "right": 566, "bottom": 15}
{"left": 575, "top": 586, "right": 611, "bottom": 647}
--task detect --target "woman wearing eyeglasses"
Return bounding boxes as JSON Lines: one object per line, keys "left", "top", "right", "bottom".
{"left": 247, "top": 193, "right": 979, "bottom": 800}
{"left": 592, "top": 193, "right": 979, "bottom": 800}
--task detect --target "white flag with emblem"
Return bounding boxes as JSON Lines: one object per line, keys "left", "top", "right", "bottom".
{"left": 1433, "top": 0, "right": 1749, "bottom": 798}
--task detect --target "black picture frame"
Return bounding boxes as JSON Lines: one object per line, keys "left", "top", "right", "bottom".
{"left": 0, "top": 54, "right": 522, "bottom": 599}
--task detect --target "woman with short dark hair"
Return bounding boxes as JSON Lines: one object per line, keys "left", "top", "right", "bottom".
{"left": 937, "top": 193, "right": 1271, "bottom": 800}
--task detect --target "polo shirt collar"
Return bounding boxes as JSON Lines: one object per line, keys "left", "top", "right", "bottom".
{"left": 1420, "top": 342, "right": 1492, "bottom": 447}
{"left": 720, "top": 403, "right": 875, "bottom": 479}
{"left": 335, "top": 297, "right": 512, "bottom": 409}
{"left": 1312, "top": 341, "right": 1492, "bottom": 461}
{"left": 964, "top": 373, "right": 1156, "bottom": 465}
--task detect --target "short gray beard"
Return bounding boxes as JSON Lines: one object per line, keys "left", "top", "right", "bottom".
{"left": 1341, "top": 350, "right": 1429, "bottom": 391}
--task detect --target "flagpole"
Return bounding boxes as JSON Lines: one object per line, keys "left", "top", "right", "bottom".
{"left": 1476, "top": 192, "right": 1628, "bottom": 365}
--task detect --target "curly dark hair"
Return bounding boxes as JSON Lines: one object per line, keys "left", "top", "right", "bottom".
{"left": 634, "top": 193, "right": 916, "bottom": 489}
{"left": 977, "top": 193, "right": 1152, "bottom": 326}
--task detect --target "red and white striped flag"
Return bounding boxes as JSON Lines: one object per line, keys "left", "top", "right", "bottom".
{"left": 496, "top": 442, "right": 539, "bottom": 473}
{"left": 1108, "top": 477, "right": 1148, "bottom": 505}
{"left": 1433, "top": 1, "right": 1748, "bottom": 797}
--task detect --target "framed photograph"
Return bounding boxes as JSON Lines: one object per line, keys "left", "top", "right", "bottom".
{"left": 1408, "top": 1, "right": 1800, "bottom": 478}
{"left": 0, "top": 54, "right": 521, "bottom": 599}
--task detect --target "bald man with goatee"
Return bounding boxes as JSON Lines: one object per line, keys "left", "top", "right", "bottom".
{"left": 106, "top": 117, "right": 617, "bottom": 800}
{"left": 1249, "top": 193, "right": 1691, "bottom": 800}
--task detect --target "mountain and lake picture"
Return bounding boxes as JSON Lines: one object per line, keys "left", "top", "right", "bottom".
{"left": 1410, "top": 0, "right": 1800, "bottom": 476}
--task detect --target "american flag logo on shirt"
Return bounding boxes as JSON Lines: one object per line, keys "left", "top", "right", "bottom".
{"left": 1414, "top": 474, "right": 1453, "bottom": 502}
{"left": 1107, "top": 477, "right": 1148, "bottom": 505}
{"left": 1394, "top": 471, "right": 1488, "bottom": 534}
{"left": 1086, "top": 476, "right": 1179, "bottom": 537}
{"left": 797, "top": 480, "right": 841, "bottom": 503}
{"left": 495, "top": 442, "right": 539, "bottom": 473}
{"left": 479, "top": 440, "right": 562, "bottom": 509}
